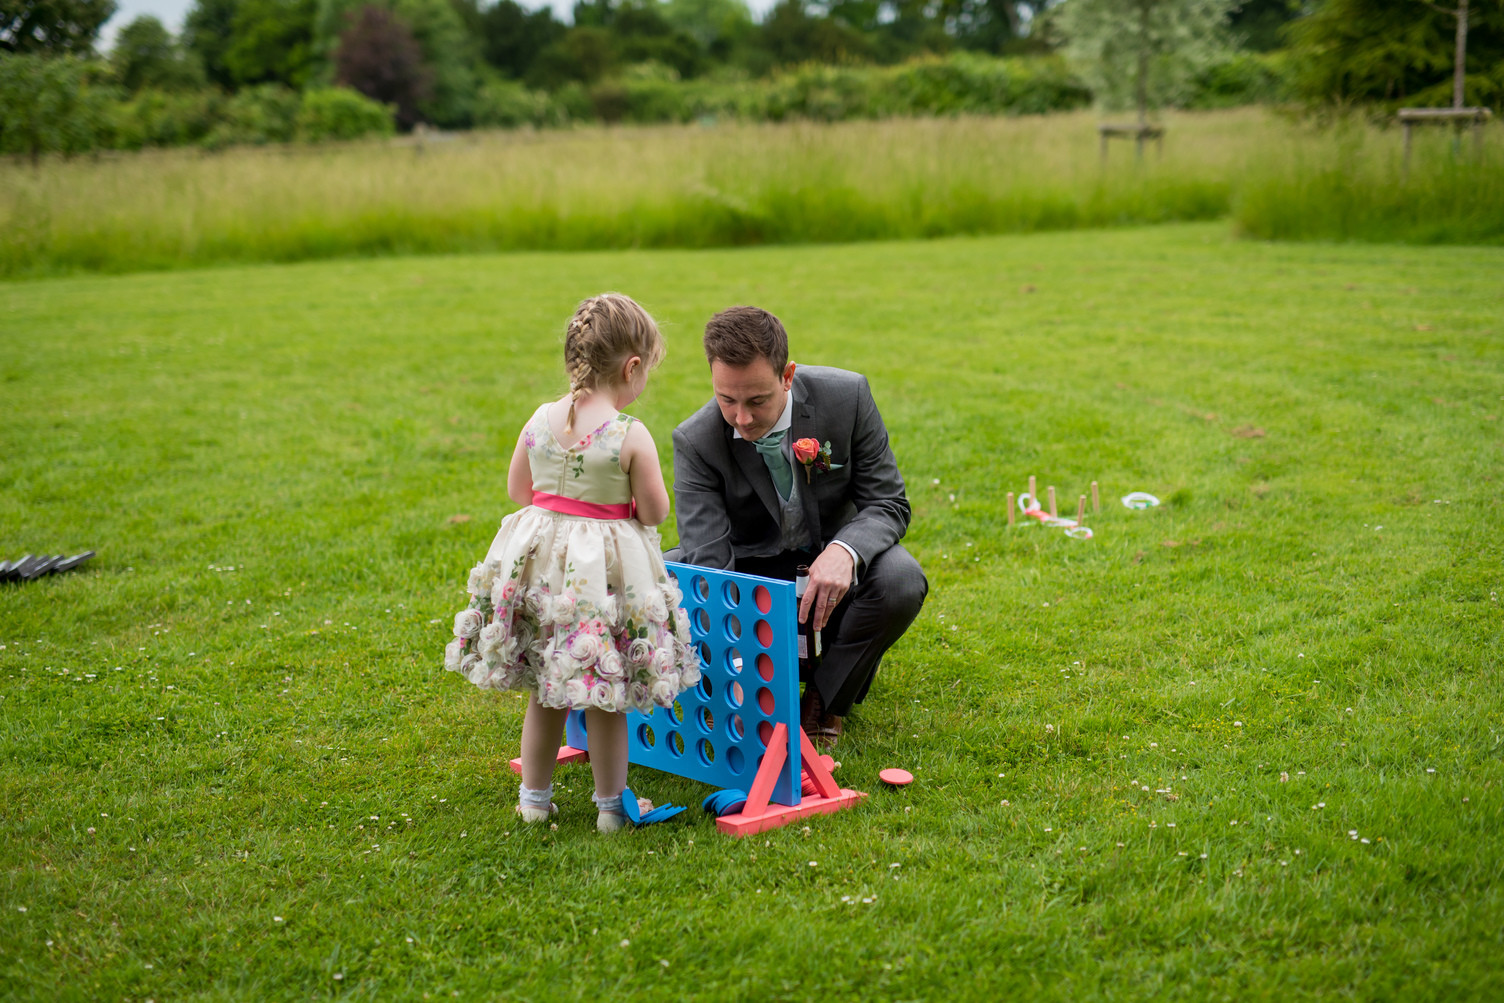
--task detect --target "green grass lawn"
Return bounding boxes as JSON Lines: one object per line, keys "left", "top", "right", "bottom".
{"left": 2, "top": 223, "right": 1501, "bottom": 1001}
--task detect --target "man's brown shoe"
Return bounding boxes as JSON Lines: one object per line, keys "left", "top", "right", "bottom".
{"left": 810, "top": 712, "right": 843, "bottom": 751}
{"left": 801, "top": 687, "right": 842, "bottom": 750}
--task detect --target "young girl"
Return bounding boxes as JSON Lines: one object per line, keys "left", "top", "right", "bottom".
{"left": 444, "top": 293, "right": 700, "bottom": 833}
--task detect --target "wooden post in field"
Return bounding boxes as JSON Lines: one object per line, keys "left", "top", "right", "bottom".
{"left": 1006, "top": 492, "right": 1016, "bottom": 527}
{"left": 1091, "top": 481, "right": 1100, "bottom": 512}
{"left": 1077, "top": 495, "right": 1087, "bottom": 524}
{"left": 1047, "top": 486, "right": 1058, "bottom": 518}
{"left": 1028, "top": 476, "right": 1037, "bottom": 510}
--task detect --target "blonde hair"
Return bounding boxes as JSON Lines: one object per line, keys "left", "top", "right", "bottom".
{"left": 563, "top": 293, "right": 666, "bottom": 434}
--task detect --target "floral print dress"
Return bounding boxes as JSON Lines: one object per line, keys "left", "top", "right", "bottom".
{"left": 444, "top": 404, "right": 700, "bottom": 713}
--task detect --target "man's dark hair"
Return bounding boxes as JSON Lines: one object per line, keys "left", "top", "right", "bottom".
{"left": 703, "top": 306, "right": 789, "bottom": 373}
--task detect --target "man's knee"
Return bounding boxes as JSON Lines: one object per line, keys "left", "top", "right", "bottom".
{"left": 867, "top": 545, "right": 927, "bottom": 621}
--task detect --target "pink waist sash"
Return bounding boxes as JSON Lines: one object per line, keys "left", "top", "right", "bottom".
{"left": 532, "top": 492, "right": 633, "bottom": 520}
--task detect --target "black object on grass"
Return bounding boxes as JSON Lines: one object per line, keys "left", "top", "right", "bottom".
{"left": 0, "top": 555, "right": 33, "bottom": 581}
{"left": 52, "top": 552, "right": 96, "bottom": 574}
{"left": 1, "top": 551, "right": 95, "bottom": 583}
{"left": 21, "top": 555, "right": 62, "bottom": 579}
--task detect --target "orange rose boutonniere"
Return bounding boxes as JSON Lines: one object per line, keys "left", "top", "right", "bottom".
{"left": 792, "top": 437, "right": 841, "bottom": 482}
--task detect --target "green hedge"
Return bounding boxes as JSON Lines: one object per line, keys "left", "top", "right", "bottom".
{"left": 458, "top": 54, "right": 1099, "bottom": 129}
{"left": 1188, "top": 52, "right": 1292, "bottom": 110}
{"left": 0, "top": 55, "right": 116, "bottom": 160}
{"left": 203, "top": 85, "right": 302, "bottom": 149}
{"left": 110, "top": 89, "right": 224, "bottom": 149}
{"left": 5, "top": 51, "right": 1290, "bottom": 156}
{"left": 472, "top": 80, "right": 569, "bottom": 129}
{"left": 587, "top": 54, "right": 1095, "bottom": 126}
{"left": 297, "top": 88, "right": 397, "bottom": 143}
{"left": 105, "top": 85, "right": 394, "bottom": 150}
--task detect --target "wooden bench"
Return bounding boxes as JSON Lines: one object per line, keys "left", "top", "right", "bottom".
{"left": 1397, "top": 107, "right": 1493, "bottom": 173}
{"left": 1098, "top": 122, "right": 1165, "bottom": 163}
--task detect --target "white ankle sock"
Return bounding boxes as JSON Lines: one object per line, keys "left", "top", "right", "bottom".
{"left": 518, "top": 783, "right": 554, "bottom": 821}
{"left": 592, "top": 791, "right": 626, "bottom": 833}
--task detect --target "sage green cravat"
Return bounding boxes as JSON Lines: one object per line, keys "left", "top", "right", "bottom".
{"left": 752, "top": 429, "right": 794, "bottom": 500}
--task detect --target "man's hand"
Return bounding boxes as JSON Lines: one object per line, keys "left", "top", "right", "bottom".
{"left": 799, "top": 545, "right": 854, "bottom": 632}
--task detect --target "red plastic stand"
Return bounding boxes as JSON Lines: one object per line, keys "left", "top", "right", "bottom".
{"left": 508, "top": 745, "right": 588, "bottom": 775}
{"left": 714, "top": 724, "right": 866, "bottom": 837}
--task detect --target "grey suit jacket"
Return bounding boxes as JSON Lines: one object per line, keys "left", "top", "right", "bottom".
{"left": 670, "top": 366, "right": 911, "bottom": 572}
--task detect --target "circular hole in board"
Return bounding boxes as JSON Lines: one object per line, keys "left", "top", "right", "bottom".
{"left": 669, "top": 700, "right": 684, "bottom": 724}
{"left": 727, "top": 713, "right": 744, "bottom": 742}
{"left": 726, "top": 745, "right": 745, "bottom": 775}
{"left": 756, "top": 653, "right": 775, "bottom": 681}
{"left": 666, "top": 731, "right": 685, "bottom": 758}
{"left": 691, "top": 576, "right": 710, "bottom": 601}
{"left": 756, "top": 687, "right": 775, "bottom": 716}
{"left": 754, "top": 619, "right": 773, "bottom": 648}
{"left": 696, "top": 738, "right": 715, "bottom": 766}
{"left": 723, "top": 581, "right": 741, "bottom": 607}
{"left": 692, "top": 608, "right": 709, "bottom": 635}
{"left": 698, "top": 675, "right": 714, "bottom": 700}
{"left": 695, "top": 641, "right": 712, "bottom": 669}
{"left": 725, "top": 648, "right": 743, "bottom": 675}
{"left": 753, "top": 584, "right": 772, "bottom": 614}
{"left": 724, "top": 614, "right": 742, "bottom": 641}
{"left": 757, "top": 720, "right": 773, "bottom": 746}
{"left": 697, "top": 706, "right": 715, "bottom": 735}
{"left": 727, "top": 680, "right": 744, "bottom": 708}
{"left": 637, "top": 723, "right": 656, "bottom": 749}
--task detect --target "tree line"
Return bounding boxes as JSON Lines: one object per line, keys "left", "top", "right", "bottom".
{"left": 1, "top": 0, "right": 1500, "bottom": 158}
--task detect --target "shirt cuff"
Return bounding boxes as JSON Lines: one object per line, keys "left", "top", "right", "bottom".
{"left": 830, "top": 540, "right": 861, "bottom": 586}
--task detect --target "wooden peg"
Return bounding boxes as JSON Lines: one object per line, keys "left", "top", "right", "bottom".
{"left": 1047, "top": 486, "right": 1057, "bottom": 518}
{"left": 1091, "top": 481, "right": 1100, "bottom": 512}
{"left": 1028, "top": 476, "right": 1037, "bottom": 509}
{"left": 1077, "top": 495, "right": 1086, "bottom": 524}
{"left": 1006, "top": 492, "right": 1016, "bottom": 526}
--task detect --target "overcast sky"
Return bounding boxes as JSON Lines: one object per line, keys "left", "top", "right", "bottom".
{"left": 99, "top": 0, "right": 779, "bottom": 51}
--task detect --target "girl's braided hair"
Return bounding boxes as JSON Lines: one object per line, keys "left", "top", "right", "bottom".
{"left": 563, "top": 293, "right": 665, "bottom": 435}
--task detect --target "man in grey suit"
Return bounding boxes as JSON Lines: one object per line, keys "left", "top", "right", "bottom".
{"left": 667, "top": 306, "right": 927, "bottom": 749}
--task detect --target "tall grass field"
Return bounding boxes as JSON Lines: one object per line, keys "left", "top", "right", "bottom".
{"left": 2, "top": 224, "right": 1501, "bottom": 1000}
{"left": 2, "top": 108, "right": 1501, "bottom": 278}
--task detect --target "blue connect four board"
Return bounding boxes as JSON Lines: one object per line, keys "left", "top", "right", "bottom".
{"left": 564, "top": 562, "right": 804, "bottom": 808}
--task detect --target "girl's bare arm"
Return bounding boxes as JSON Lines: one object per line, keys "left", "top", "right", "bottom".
{"left": 622, "top": 421, "right": 670, "bottom": 526}
{"left": 506, "top": 433, "right": 533, "bottom": 508}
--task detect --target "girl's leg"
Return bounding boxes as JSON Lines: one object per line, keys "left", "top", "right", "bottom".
{"left": 584, "top": 708, "right": 629, "bottom": 832}
{"left": 520, "top": 695, "right": 569, "bottom": 788}
{"left": 518, "top": 695, "right": 569, "bottom": 821}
